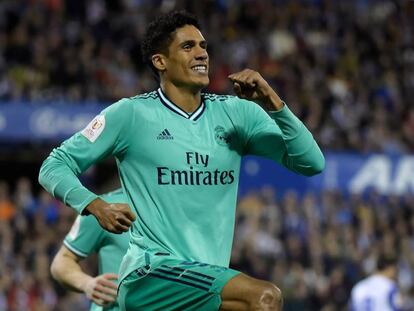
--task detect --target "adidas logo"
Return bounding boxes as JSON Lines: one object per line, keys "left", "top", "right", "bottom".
{"left": 157, "top": 129, "right": 174, "bottom": 140}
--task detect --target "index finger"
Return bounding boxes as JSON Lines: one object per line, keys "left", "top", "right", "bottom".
{"left": 98, "top": 276, "right": 119, "bottom": 289}
{"left": 228, "top": 69, "right": 251, "bottom": 80}
{"left": 228, "top": 73, "right": 239, "bottom": 81}
{"left": 116, "top": 215, "right": 133, "bottom": 227}
{"left": 99, "top": 279, "right": 118, "bottom": 296}
{"left": 123, "top": 209, "right": 136, "bottom": 221}
{"left": 102, "top": 273, "right": 118, "bottom": 281}
{"left": 99, "top": 279, "right": 118, "bottom": 289}
{"left": 228, "top": 74, "right": 255, "bottom": 88}
{"left": 113, "top": 204, "right": 136, "bottom": 221}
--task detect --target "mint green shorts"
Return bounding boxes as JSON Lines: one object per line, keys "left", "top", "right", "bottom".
{"left": 118, "top": 255, "right": 240, "bottom": 311}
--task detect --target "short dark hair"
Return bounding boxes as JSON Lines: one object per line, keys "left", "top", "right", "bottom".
{"left": 141, "top": 10, "right": 201, "bottom": 78}
{"left": 377, "top": 254, "right": 398, "bottom": 271}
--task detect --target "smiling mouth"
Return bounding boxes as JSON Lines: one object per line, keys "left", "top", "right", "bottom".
{"left": 191, "top": 65, "right": 208, "bottom": 74}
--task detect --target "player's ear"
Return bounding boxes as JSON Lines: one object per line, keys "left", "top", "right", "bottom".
{"left": 152, "top": 54, "right": 167, "bottom": 72}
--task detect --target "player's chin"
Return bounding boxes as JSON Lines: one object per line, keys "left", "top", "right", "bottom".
{"left": 193, "top": 76, "right": 209, "bottom": 88}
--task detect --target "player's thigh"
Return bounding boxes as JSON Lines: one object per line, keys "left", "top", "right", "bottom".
{"left": 118, "top": 258, "right": 240, "bottom": 311}
{"left": 220, "top": 273, "right": 282, "bottom": 311}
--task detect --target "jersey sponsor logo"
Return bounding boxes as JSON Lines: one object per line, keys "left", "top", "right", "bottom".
{"left": 157, "top": 128, "right": 174, "bottom": 140}
{"left": 214, "top": 126, "right": 230, "bottom": 146}
{"left": 157, "top": 151, "right": 235, "bottom": 185}
{"left": 157, "top": 167, "right": 235, "bottom": 185}
{"left": 81, "top": 115, "right": 105, "bottom": 143}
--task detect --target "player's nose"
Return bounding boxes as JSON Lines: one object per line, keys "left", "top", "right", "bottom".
{"left": 195, "top": 52, "right": 208, "bottom": 62}
{"left": 194, "top": 46, "right": 208, "bottom": 61}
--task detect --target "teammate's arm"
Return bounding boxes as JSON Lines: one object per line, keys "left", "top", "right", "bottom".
{"left": 51, "top": 245, "right": 118, "bottom": 306}
{"left": 229, "top": 69, "right": 325, "bottom": 176}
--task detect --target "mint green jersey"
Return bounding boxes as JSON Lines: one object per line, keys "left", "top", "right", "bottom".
{"left": 39, "top": 89, "right": 324, "bottom": 283}
{"left": 64, "top": 189, "right": 129, "bottom": 311}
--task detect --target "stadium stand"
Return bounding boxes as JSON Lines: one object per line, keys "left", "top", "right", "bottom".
{"left": 0, "top": 0, "right": 413, "bottom": 310}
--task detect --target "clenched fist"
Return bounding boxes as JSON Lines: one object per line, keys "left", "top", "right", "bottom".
{"left": 86, "top": 198, "right": 136, "bottom": 233}
{"left": 228, "top": 69, "right": 284, "bottom": 111}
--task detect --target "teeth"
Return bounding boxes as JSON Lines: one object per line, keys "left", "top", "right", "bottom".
{"left": 192, "top": 65, "right": 207, "bottom": 72}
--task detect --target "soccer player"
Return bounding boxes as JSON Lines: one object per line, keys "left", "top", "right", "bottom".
{"left": 51, "top": 189, "right": 129, "bottom": 311}
{"left": 39, "top": 10, "right": 325, "bottom": 310}
{"left": 350, "top": 255, "right": 403, "bottom": 311}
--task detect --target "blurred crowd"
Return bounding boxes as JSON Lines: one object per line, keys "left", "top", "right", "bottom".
{"left": 1, "top": 178, "right": 414, "bottom": 310}
{"left": 1, "top": 0, "right": 414, "bottom": 310}
{"left": 0, "top": 178, "right": 91, "bottom": 311}
{"left": 0, "top": 0, "right": 413, "bottom": 152}
{"left": 233, "top": 186, "right": 414, "bottom": 310}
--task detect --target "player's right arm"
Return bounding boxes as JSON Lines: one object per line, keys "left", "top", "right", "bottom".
{"left": 38, "top": 99, "right": 135, "bottom": 233}
{"left": 51, "top": 245, "right": 118, "bottom": 306}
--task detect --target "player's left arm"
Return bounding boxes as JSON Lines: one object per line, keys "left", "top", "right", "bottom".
{"left": 229, "top": 69, "right": 325, "bottom": 176}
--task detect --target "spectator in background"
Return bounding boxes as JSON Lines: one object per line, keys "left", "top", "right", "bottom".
{"left": 0, "top": 177, "right": 78, "bottom": 311}
{"left": 350, "top": 255, "right": 403, "bottom": 311}
{"left": 1, "top": 175, "right": 414, "bottom": 310}
{"left": 0, "top": 181, "right": 15, "bottom": 222}
{"left": 0, "top": 0, "right": 413, "bottom": 152}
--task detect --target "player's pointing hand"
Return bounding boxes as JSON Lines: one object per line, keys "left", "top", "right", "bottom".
{"left": 86, "top": 198, "right": 136, "bottom": 233}
{"left": 228, "top": 69, "right": 284, "bottom": 111}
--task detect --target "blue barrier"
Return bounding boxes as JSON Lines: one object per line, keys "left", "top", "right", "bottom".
{"left": 0, "top": 103, "right": 105, "bottom": 141}
{"left": 1, "top": 104, "right": 412, "bottom": 196}
{"left": 239, "top": 154, "right": 414, "bottom": 196}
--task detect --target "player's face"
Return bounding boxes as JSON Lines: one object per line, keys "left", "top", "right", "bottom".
{"left": 163, "top": 25, "right": 209, "bottom": 90}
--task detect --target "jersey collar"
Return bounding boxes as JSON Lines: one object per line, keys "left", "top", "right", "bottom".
{"left": 157, "top": 88, "right": 205, "bottom": 121}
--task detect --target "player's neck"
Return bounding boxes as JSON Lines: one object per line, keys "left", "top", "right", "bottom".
{"left": 377, "top": 269, "right": 396, "bottom": 281}
{"left": 160, "top": 81, "right": 202, "bottom": 113}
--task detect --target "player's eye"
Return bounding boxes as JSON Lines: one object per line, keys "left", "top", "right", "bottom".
{"left": 181, "top": 41, "right": 196, "bottom": 51}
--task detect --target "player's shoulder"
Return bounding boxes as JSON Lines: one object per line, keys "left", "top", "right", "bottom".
{"left": 202, "top": 93, "right": 253, "bottom": 109}
{"left": 127, "top": 90, "right": 159, "bottom": 103}
{"left": 102, "top": 90, "right": 158, "bottom": 117}
{"left": 202, "top": 93, "right": 236, "bottom": 103}
{"left": 202, "top": 92, "right": 264, "bottom": 120}
{"left": 110, "top": 90, "right": 159, "bottom": 108}
{"left": 353, "top": 275, "right": 393, "bottom": 294}
{"left": 66, "top": 215, "right": 102, "bottom": 242}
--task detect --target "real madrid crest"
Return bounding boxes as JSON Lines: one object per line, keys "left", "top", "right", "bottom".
{"left": 214, "top": 126, "right": 230, "bottom": 146}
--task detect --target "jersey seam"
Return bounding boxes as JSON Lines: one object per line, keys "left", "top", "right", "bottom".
{"left": 116, "top": 98, "right": 135, "bottom": 154}
{"left": 63, "top": 240, "right": 89, "bottom": 257}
